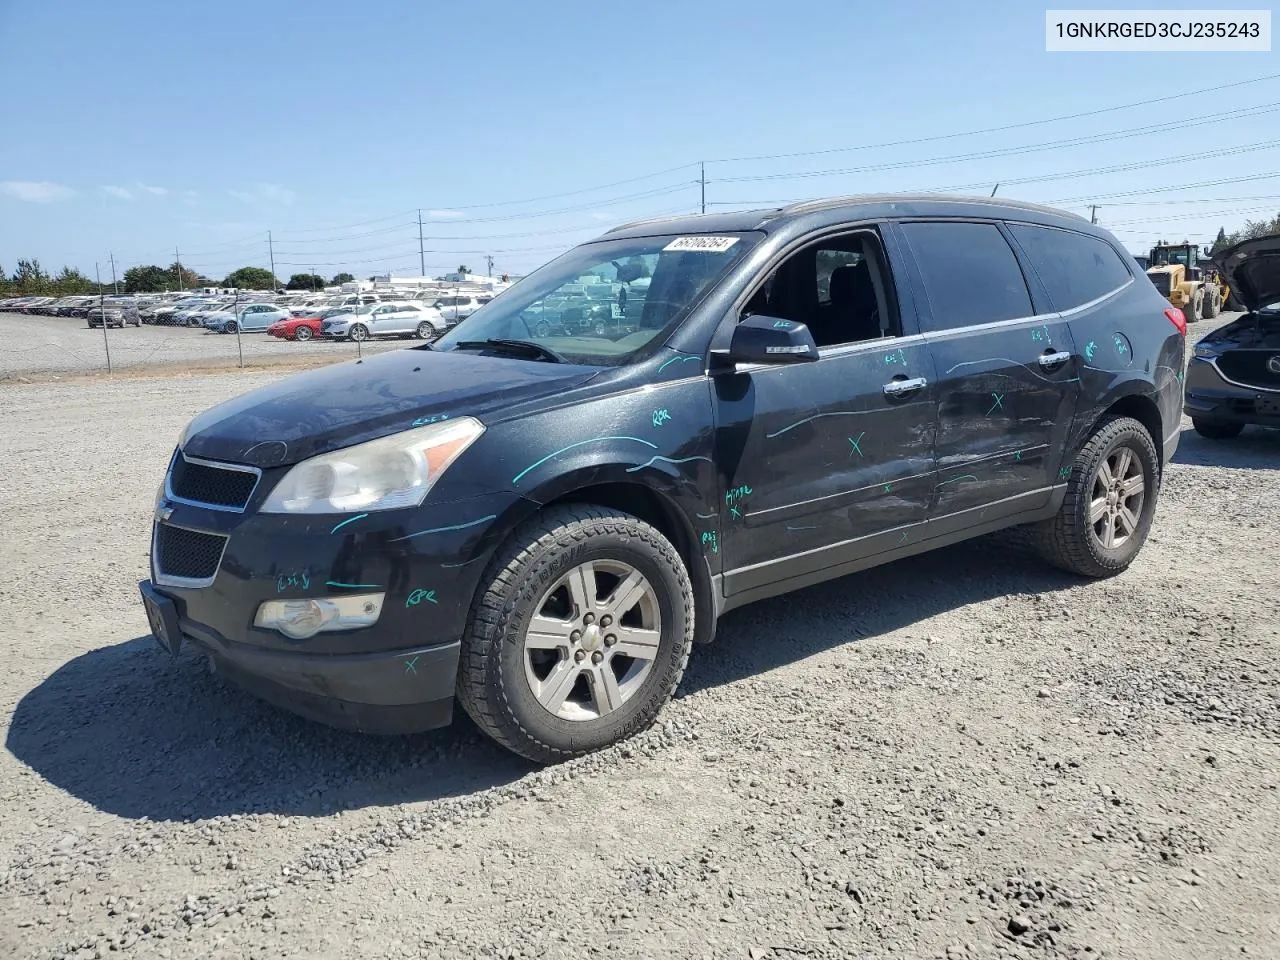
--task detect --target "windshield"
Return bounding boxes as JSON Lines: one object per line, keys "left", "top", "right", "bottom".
{"left": 1153, "top": 247, "right": 1192, "bottom": 267}
{"left": 433, "top": 232, "right": 760, "bottom": 365}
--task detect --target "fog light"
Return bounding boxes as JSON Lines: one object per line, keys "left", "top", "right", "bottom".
{"left": 254, "top": 593, "right": 384, "bottom": 639}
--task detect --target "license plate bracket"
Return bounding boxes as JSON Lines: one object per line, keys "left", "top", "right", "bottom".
{"left": 1257, "top": 396, "right": 1280, "bottom": 416}
{"left": 139, "top": 580, "right": 183, "bottom": 657}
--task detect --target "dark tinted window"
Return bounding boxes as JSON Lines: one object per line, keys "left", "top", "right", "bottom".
{"left": 899, "top": 221, "right": 1033, "bottom": 331}
{"left": 1007, "top": 223, "right": 1133, "bottom": 311}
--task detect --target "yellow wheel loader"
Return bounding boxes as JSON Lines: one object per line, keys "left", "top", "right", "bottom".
{"left": 1144, "top": 241, "right": 1234, "bottom": 322}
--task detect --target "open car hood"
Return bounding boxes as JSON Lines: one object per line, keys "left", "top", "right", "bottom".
{"left": 1213, "top": 234, "right": 1280, "bottom": 312}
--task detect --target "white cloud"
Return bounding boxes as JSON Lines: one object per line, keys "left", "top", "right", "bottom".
{"left": 588, "top": 211, "right": 611, "bottom": 221}
{"left": 230, "top": 183, "right": 296, "bottom": 205}
{"left": 2, "top": 180, "right": 76, "bottom": 203}
{"left": 137, "top": 182, "right": 168, "bottom": 196}
{"left": 102, "top": 185, "right": 134, "bottom": 200}
{"left": 427, "top": 209, "right": 464, "bottom": 219}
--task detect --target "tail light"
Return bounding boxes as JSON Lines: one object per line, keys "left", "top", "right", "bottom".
{"left": 1164, "top": 306, "right": 1187, "bottom": 337}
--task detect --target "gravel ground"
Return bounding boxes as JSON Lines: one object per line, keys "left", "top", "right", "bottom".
{"left": 1, "top": 313, "right": 1277, "bottom": 960}
{"left": 0, "top": 312, "right": 406, "bottom": 380}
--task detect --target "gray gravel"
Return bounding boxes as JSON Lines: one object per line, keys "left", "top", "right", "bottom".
{"left": 1, "top": 313, "right": 1278, "bottom": 960}
{"left": 0, "top": 311, "right": 406, "bottom": 379}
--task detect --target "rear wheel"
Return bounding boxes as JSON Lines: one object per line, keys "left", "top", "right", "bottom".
{"left": 348, "top": 324, "right": 369, "bottom": 342}
{"left": 457, "top": 505, "right": 694, "bottom": 763}
{"left": 1032, "top": 416, "right": 1159, "bottom": 578}
{"left": 1202, "top": 287, "right": 1221, "bottom": 319}
{"left": 1182, "top": 290, "right": 1202, "bottom": 323}
{"left": 294, "top": 326, "right": 313, "bottom": 342}
{"left": 1192, "top": 418, "right": 1244, "bottom": 440}
{"left": 415, "top": 320, "right": 435, "bottom": 339}
{"left": 534, "top": 320, "right": 551, "bottom": 338}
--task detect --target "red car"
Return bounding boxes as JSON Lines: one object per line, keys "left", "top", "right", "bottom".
{"left": 267, "top": 310, "right": 335, "bottom": 341}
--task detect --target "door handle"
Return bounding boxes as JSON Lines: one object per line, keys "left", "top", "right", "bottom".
{"left": 883, "top": 376, "right": 928, "bottom": 398}
{"left": 1038, "top": 351, "right": 1072, "bottom": 368}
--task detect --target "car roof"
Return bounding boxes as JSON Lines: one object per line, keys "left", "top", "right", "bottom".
{"left": 600, "top": 193, "right": 1094, "bottom": 241}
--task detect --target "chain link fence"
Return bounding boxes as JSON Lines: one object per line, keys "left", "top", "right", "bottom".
{"left": 0, "top": 310, "right": 412, "bottom": 381}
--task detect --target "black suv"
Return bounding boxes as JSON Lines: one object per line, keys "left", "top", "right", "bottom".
{"left": 1184, "top": 234, "right": 1280, "bottom": 438}
{"left": 139, "top": 195, "right": 1186, "bottom": 762}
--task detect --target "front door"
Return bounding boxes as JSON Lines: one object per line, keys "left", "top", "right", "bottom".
{"left": 892, "top": 219, "right": 1082, "bottom": 529}
{"left": 713, "top": 226, "right": 939, "bottom": 597}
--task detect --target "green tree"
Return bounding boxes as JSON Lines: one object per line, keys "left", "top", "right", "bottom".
{"left": 12, "top": 259, "right": 51, "bottom": 294}
{"left": 331, "top": 272, "right": 354, "bottom": 285}
{"left": 1208, "top": 227, "right": 1229, "bottom": 256}
{"left": 456, "top": 264, "right": 471, "bottom": 275}
{"left": 164, "top": 261, "right": 202, "bottom": 290}
{"left": 224, "top": 266, "right": 277, "bottom": 290}
{"left": 286, "top": 272, "right": 326, "bottom": 291}
{"left": 53, "top": 267, "right": 95, "bottom": 295}
{"left": 124, "top": 265, "right": 173, "bottom": 293}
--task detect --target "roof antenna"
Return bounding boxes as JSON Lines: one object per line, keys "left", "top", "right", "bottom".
{"left": 990, "top": 183, "right": 999, "bottom": 197}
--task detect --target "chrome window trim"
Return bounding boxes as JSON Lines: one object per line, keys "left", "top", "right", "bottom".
{"left": 152, "top": 521, "right": 230, "bottom": 589}
{"left": 165, "top": 451, "right": 262, "bottom": 513}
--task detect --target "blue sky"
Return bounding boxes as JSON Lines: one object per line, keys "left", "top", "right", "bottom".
{"left": 1, "top": 0, "right": 1277, "bottom": 282}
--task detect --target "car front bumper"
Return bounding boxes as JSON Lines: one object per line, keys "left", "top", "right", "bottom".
{"left": 140, "top": 480, "right": 520, "bottom": 735}
{"left": 1184, "top": 356, "right": 1280, "bottom": 427}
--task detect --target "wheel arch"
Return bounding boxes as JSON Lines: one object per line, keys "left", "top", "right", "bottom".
{"left": 1082, "top": 389, "right": 1165, "bottom": 474}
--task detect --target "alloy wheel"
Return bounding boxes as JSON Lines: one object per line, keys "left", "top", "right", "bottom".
{"left": 1089, "top": 444, "right": 1146, "bottom": 549}
{"left": 523, "top": 559, "right": 662, "bottom": 722}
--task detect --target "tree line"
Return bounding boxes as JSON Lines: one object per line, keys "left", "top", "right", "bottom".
{"left": 0, "top": 259, "right": 357, "bottom": 297}
{"left": 1207, "top": 212, "right": 1280, "bottom": 255}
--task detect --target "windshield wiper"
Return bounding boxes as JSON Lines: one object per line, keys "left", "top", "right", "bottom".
{"left": 454, "top": 338, "right": 567, "bottom": 363}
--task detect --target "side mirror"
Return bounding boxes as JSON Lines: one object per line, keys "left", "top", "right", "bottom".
{"left": 724, "top": 314, "right": 819, "bottom": 364}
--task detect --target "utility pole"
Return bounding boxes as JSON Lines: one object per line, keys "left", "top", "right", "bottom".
{"left": 990, "top": 183, "right": 1000, "bottom": 197}
{"left": 268, "top": 231, "right": 278, "bottom": 292}
{"left": 1090, "top": 205, "right": 1100, "bottom": 224}
{"left": 310, "top": 266, "right": 316, "bottom": 293}
{"left": 109, "top": 252, "right": 119, "bottom": 294}
{"left": 95, "top": 262, "right": 112, "bottom": 373}
{"left": 417, "top": 210, "right": 426, "bottom": 278}
{"left": 699, "top": 161, "right": 706, "bottom": 214}
{"left": 175, "top": 246, "right": 185, "bottom": 293}
{"left": 485, "top": 254, "right": 494, "bottom": 277}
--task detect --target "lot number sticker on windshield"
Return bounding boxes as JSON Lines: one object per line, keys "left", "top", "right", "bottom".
{"left": 663, "top": 236, "right": 740, "bottom": 253}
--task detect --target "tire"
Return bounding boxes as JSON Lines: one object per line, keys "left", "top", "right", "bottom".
{"left": 1202, "top": 287, "right": 1220, "bottom": 319}
{"left": 1031, "top": 416, "right": 1160, "bottom": 579}
{"left": 457, "top": 505, "right": 695, "bottom": 763}
{"left": 294, "top": 326, "right": 313, "bottom": 342}
{"left": 415, "top": 321, "right": 434, "bottom": 339}
{"left": 1182, "top": 290, "right": 1201, "bottom": 324}
{"left": 1192, "top": 418, "right": 1244, "bottom": 440}
{"left": 348, "top": 324, "right": 369, "bottom": 342}
{"left": 534, "top": 321, "right": 551, "bottom": 339}
{"left": 224, "top": 321, "right": 238, "bottom": 334}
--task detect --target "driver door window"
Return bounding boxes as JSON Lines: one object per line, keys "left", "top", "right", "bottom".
{"left": 742, "top": 230, "right": 901, "bottom": 349}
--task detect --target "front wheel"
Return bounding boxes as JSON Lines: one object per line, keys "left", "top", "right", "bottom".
{"left": 1031, "top": 416, "right": 1160, "bottom": 578}
{"left": 294, "top": 326, "right": 313, "bottom": 342}
{"left": 348, "top": 324, "right": 369, "bottom": 342}
{"left": 456, "top": 505, "right": 695, "bottom": 763}
{"left": 1192, "top": 418, "right": 1244, "bottom": 440}
{"left": 1182, "top": 291, "right": 1202, "bottom": 324}
{"left": 224, "top": 321, "right": 238, "bottom": 334}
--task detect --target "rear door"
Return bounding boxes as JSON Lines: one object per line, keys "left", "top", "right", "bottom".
{"left": 892, "top": 219, "right": 1081, "bottom": 530}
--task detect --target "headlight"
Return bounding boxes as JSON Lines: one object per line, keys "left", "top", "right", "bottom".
{"left": 260, "top": 416, "right": 484, "bottom": 515}
{"left": 1193, "top": 344, "right": 1219, "bottom": 359}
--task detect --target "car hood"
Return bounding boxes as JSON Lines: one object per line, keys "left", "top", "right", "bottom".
{"left": 1212, "top": 234, "right": 1280, "bottom": 312}
{"left": 179, "top": 347, "right": 601, "bottom": 468}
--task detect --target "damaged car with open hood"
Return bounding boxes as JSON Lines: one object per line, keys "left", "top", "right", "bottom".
{"left": 1185, "top": 234, "right": 1280, "bottom": 439}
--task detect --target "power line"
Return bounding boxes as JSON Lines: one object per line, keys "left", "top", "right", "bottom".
{"left": 707, "top": 72, "right": 1280, "bottom": 164}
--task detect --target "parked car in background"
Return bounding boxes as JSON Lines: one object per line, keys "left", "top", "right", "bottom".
{"left": 431, "top": 294, "right": 484, "bottom": 326}
{"left": 319, "top": 301, "right": 445, "bottom": 341}
{"left": 143, "top": 297, "right": 207, "bottom": 325}
{"left": 56, "top": 297, "right": 96, "bottom": 316}
{"left": 267, "top": 306, "right": 350, "bottom": 341}
{"left": 202, "top": 303, "right": 290, "bottom": 334}
{"left": 86, "top": 298, "right": 141, "bottom": 328}
{"left": 1184, "top": 234, "right": 1280, "bottom": 439}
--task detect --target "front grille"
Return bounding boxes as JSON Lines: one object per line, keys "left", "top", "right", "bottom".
{"left": 1216, "top": 352, "right": 1280, "bottom": 389}
{"left": 156, "top": 524, "right": 227, "bottom": 581}
{"left": 1148, "top": 272, "right": 1172, "bottom": 296}
{"left": 169, "top": 454, "right": 258, "bottom": 508}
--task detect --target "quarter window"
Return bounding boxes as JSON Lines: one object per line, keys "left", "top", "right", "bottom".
{"left": 1006, "top": 223, "right": 1133, "bottom": 311}
{"left": 899, "top": 221, "right": 1033, "bottom": 331}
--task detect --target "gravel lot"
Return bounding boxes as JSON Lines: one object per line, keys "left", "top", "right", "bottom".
{"left": 1, "top": 313, "right": 1277, "bottom": 960}
{"left": 0, "top": 312, "right": 406, "bottom": 380}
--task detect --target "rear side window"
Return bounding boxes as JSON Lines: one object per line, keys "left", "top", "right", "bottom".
{"left": 1007, "top": 223, "right": 1133, "bottom": 311}
{"left": 899, "top": 221, "right": 1033, "bottom": 331}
